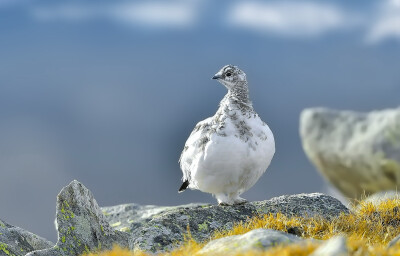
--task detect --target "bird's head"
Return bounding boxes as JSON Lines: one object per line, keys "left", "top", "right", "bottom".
{"left": 212, "top": 65, "right": 247, "bottom": 90}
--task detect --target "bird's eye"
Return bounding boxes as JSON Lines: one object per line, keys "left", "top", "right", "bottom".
{"left": 226, "top": 72, "right": 232, "bottom": 77}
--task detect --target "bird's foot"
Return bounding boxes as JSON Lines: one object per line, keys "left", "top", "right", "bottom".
{"left": 217, "top": 197, "right": 247, "bottom": 206}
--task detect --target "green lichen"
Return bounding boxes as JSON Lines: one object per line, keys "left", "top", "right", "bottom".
{"left": 61, "top": 236, "right": 66, "bottom": 243}
{"left": 0, "top": 243, "right": 19, "bottom": 256}
{"left": 0, "top": 220, "right": 5, "bottom": 228}
{"left": 198, "top": 222, "right": 208, "bottom": 232}
{"left": 66, "top": 225, "right": 76, "bottom": 236}
{"left": 0, "top": 243, "right": 15, "bottom": 256}
{"left": 60, "top": 201, "right": 75, "bottom": 220}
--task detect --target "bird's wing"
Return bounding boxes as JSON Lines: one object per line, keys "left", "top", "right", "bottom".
{"left": 179, "top": 117, "right": 213, "bottom": 182}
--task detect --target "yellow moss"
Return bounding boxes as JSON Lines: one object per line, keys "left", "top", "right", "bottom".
{"left": 84, "top": 198, "right": 400, "bottom": 256}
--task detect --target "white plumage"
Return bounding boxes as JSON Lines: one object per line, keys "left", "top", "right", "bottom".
{"left": 179, "top": 65, "right": 275, "bottom": 205}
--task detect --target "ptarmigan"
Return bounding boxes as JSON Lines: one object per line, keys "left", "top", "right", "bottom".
{"left": 178, "top": 65, "right": 275, "bottom": 205}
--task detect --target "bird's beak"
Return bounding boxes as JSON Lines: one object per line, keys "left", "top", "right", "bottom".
{"left": 212, "top": 73, "right": 222, "bottom": 80}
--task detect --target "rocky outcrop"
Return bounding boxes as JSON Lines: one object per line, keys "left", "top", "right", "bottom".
{"left": 0, "top": 218, "right": 53, "bottom": 256}
{"left": 197, "top": 229, "right": 303, "bottom": 255}
{"left": 0, "top": 180, "right": 348, "bottom": 255}
{"left": 101, "top": 203, "right": 207, "bottom": 233}
{"left": 26, "top": 180, "right": 129, "bottom": 256}
{"left": 300, "top": 107, "right": 400, "bottom": 199}
{"left": 128, "top": 193, "right": 348, "bottom": 252}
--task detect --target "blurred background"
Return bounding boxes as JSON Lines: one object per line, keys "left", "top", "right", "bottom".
{"left": 0, "top": 0, "right": 399, "bottom": 242}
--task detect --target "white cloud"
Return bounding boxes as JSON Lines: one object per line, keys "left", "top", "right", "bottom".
{"left": 110, "top": 2, "right": 197, "bottom": 28}
{"left": 227, "top": 1, "right": 357, "bottom": 37}
{"left": 366, "top": 0, "right": 400, "bottom": 43}
{"left": 32, "top": 1, "right": 199, "bottom": 29}
{"left": 27, "top": 0, "right": 400, "bottom": 43}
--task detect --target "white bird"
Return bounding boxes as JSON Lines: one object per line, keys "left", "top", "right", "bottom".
{"left": 178, "top": 65, "right": 275, "bottom": 205}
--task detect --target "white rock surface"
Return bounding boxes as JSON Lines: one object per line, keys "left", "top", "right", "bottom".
{"left": 300, "top": 107, "right": 400, "bottom": 199}
{"left": 310, "top": 236, "right": 349, "bottom": 256}
{"left": 197, "top": 229, "right": 303, "bottom": 255}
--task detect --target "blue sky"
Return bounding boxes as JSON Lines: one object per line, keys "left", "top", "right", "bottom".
{"left": 0, "top": 0, "right": 399, "bottom": 241}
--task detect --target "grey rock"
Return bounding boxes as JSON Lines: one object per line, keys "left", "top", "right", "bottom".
{"left": 27, "top": 180, "right": 129, "bottom": 256}
{"left": 0, "top": 218, "right": 53, "bottom": 256}
{"left": 300, "top": 107, "right": 400, "bottom": 199}
{"left": 129, "top": 193, "right": 348, "bottom": 252}
{"left": 101, "top": 203, "right": 208, "bottom": 233}
{"left": 197, "top": 228, "right": 303, "bottom": 255}
{"left": 388, "top": 233, "right": 400, "bottom": 248}
{"left": 310, "top": 236, "right": 349, "bottom": 256}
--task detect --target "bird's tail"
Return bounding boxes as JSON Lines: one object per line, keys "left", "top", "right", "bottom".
{"left": 178, "top": 180, "right": 189, "bottom": 193}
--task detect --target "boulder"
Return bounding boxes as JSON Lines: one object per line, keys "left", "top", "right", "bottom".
{"left": 300, "top": 107, "right": 400, "bottom": 199}
{"left": 310, "top": 236, "right": 348, "bottom": 256}
{"left": 0, "top": 218, "right": 53, "bottom": 256}
{"left": 197, "top": 228, "right": 303, "bottom": 255}
{"left": 128, "top": 193, "right": 348, "bottom": 252}
{"left": 101, "top": 203, "right": 207, "bottom": 233}
{"left": 26, "top": 180, "right": 129, "bottom": 256}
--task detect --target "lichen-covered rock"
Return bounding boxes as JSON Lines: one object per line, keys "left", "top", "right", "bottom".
{"left": 101, "top": 203, "right": 207, "bottom": 233}
{"left": 197, "top": 229, "right": 303, "bottom": 255}
{"left": 0, "top": 218, "right": 53, "bottom": 256}
{"left": 26, "top": 180, "right": 129, "bottom": 256}
{"left": 129, "top": 193, "right": 348, "bottom": 252}
{"left": 300, "top": 107, "right": 400, "bottom": 199}
{"left": 310, "top": 236, "right": 348, "bottom": 256}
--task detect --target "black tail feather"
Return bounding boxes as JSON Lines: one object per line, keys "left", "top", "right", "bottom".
{"left": 178, "top": 180, "right": 189, "bottom": 193}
